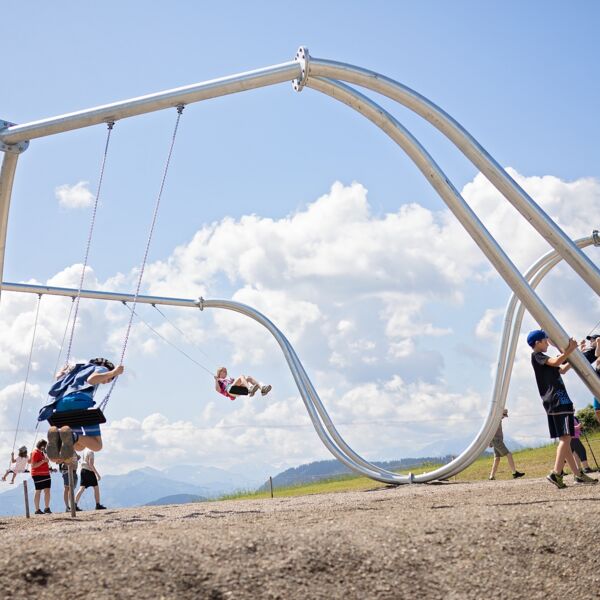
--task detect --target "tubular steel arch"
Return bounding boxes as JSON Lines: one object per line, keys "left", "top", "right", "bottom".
{"left": 1, "top": 48, "right": 598, "bottom": 484}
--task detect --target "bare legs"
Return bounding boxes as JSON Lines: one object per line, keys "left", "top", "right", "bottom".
{"left": 554, "top": 436, "right": 581, "bottom": 474}
{"left": 489, "top": 452, "right": 520, "bottom": 479}
{"left": 75, "top": 484, "right": 101, "bottom": 506}
{"left": 34, "top": 488, "right": 50, "bottom": 511}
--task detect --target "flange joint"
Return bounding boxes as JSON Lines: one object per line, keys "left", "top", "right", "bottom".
{"left": 292, "top": 46, "right": 310, "bottom": 92}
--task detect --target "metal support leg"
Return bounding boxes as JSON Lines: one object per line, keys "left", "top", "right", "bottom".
{"left": 0, "top": 152, "right": 19, "bottom": 301}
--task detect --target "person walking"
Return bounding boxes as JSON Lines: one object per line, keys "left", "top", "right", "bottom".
{"left": 74, "top": 448, "right": 106, "bottom": 510}
{"left": 488, "top": 409, "right": 525, "bottom": 480}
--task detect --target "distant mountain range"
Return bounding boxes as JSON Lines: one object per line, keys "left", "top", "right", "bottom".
{"left": 260, "top": 456, "right": 455, "bottom": 490}
{"left": 0, "top": 462, "right": 267, "bottom": 517}
{"left": 0, "top": 438, "right": 513, "bottom": 517}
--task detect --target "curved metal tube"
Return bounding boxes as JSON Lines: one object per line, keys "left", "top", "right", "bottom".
{"left": 306, "top": 77, "right": 600, "bottom": 405}
{"left": 308, "top": 57, "right": 600, "bottom": 300}
{"left": 442, "top": 235, "right": 598, "bottom": 478}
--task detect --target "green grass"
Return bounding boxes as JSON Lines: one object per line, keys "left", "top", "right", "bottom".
{"left": 214, "top": 431, "right": 600, "bottom": 502}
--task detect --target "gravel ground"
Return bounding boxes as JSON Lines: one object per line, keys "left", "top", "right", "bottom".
{"left": 1, "top": 477, "right": 600, "bottom": 599}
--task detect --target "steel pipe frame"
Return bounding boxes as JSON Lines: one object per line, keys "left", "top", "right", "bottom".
{"left": 0, "top": 282, "right": 405, "bottom": 483}
{"left": 306, "top": 77, "right": 600, "bottom": 404}
{"left": 0, "top": 49, "right": 597, "bottom": 482}
{"left": 442, "top": 234, "right": 599, "bottom": 479}
{"left": 307, "top": 56, "right": 600, "bottom": 301}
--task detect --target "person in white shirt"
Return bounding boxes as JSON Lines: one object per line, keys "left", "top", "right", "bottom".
{"left": 2, "top": 446, "right": 28, "bottom": 484}
{"left": 74, "top": 448, "right": 106, "bottom": 510}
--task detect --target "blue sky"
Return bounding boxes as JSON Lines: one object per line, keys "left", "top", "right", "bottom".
{"left": 0, "top": 1, "right": 598, "bottom": 480}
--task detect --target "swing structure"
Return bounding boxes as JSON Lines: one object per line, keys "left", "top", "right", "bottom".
{"left": 0, "top": 47, "right": 599, "bottom": 486}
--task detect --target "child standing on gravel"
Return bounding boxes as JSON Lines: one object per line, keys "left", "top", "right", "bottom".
{"left": 528, "top": 329, "right": 597, "bottom": 489}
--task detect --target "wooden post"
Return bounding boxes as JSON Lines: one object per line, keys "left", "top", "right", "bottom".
{"left": 23, "top": 480, "right": 30, "bottom": 519}
{"left": 68, "top": 465, "right": 76, "bottom": 518}
{"left": 269, "top": 476, "right": 273, "bottom": 499}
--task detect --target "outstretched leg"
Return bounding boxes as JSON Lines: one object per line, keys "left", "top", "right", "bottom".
{"left": 74, "top": 436, "right": 102, "bottom": 452}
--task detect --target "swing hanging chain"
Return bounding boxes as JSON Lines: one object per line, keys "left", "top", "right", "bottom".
{"left": 151, "top": 303, "right": 214, "bottom": 363}
{"left": 123, "top": 303, "right": 214, "bottom": 375}
{"left": 53, "top": 296, "right": 76, "bottom": 379}
{"left": 65, "top": 122, "right": 115, "bottom": 365}
{"left": 100, "top": 106, "right": 185, "bottom": 410}
{"left": 8, "top": 295, "right": 42, "bottom": 469}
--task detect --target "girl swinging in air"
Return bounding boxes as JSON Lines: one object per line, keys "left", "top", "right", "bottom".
{"left": 1, "top": 446, "right": 28, "bottom": 484}
{"left": 214, "top": 367, "right": 271, "bottom": 401}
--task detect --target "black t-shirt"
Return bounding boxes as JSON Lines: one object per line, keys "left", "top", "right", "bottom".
{"left": 531, "top": 352, "right": 573, "bottom": 414}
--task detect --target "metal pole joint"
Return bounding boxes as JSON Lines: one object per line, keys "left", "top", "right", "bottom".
{"left": 0, "top": 121, "right": 29, "bottom": 154}
{"left": 292, "top": 46, "right": 309, "bottom": 92}
{"left": 593, "top": 230, "right": 599, "bottom": 247}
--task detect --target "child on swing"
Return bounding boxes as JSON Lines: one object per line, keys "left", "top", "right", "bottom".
{"left": 1, "top": 446, "right": 28, "bottom": 484}
{"left": 214, "top": 367, "right": 271, "bottom": 400}
{"left": 38, "top": 358, "right": 124, "bottom": 462}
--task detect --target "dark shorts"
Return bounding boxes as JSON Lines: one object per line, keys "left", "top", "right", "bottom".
{"left": 32, "top": 475, "right": 51, "bottom": 490}
{"left": 62, "top": 472, "right": 79, "bottom": 487}
{"left": 492, "top": 440, "right": 510, "bottom": 458}
{"left": 80, "top": 469, "right": 98, "bottom": 488}
{"left": 570, "top": 437, "right": 587, "bottom": 461}
{"left": 547, "top": 413, "right": 575, "bottom": 439}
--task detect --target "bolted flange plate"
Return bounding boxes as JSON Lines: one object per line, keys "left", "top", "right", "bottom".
{"left": 0, "top": 120, "right": 29, "bottom": 154}
{"left": 292, "top": 46, "right": 309, "bottom": 92}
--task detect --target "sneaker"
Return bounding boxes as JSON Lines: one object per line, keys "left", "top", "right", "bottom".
{"left": 75, "top": 505, "right": 82, "bottom": 512}
{"left": 261, "top": 385, "right": 272, "bottom": 396}
{"left": 34, "top": 509, "right": 43, "bottom": 515}
{"left": 488, "top": 476, "right": 495, "bottom": 480}
{"left": 512, "top": 471, "right": 525, "bottom": 479}
{"left": 65, "top": 507, "right": 71, "bottom": 513}
{"left": 59, "top": 426, "right": 75, "bottom": 460}
{"left": 95, "top": 504, "right": 106, "bottom": 510}
{"left": 43, "top": 507, "right": 52, "bottom": 514}
{"left": 583, "top": 467, "right": 596, "bottom": 474}
{"left": 574, "top": 471, "right": 598, "bottom": 485}
{"left": 546, "top": 472, "right": 567, "bottom": 489}
{"left": 248, "top": 384, "right": 260, "bottom": 397}
{"left": 47, "top": 426, "right": 61, "bottom": 460}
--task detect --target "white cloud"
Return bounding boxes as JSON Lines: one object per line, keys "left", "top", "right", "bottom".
{"left": 55, "top": 181, "right": 94, "bottom": 209}
{"left": 0, "top": 172, "right": 598, "bottom": 478}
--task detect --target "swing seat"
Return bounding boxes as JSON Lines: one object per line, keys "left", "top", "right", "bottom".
{"left": 228, "top": 385, "right": 249, "bottom": 396}
{"left": 48, "top": 408, "right": 106, "bottom": 428}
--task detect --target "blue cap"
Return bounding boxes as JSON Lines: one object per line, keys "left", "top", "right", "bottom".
{"left": 527, "top": 329, "right": 547, "bottom": 348}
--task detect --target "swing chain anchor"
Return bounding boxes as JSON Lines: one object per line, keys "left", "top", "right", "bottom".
{"left": 197, "top": 297, "right": 205, "bottom": 311}
{"left": 593, "top": 230, "right": 599, "bottom": 247}
{"left": 176, "top": 104, "right": 185, "bottom": 115}
{"left": 292, "top": 46, "right": 309, "bottom": 93}
{"left": 0, "top": 120, "right": 29, "bottom": 154}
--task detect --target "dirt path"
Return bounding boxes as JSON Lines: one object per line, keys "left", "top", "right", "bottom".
{"left": 1, "top": 477, "right": 600, "bottom": 599}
